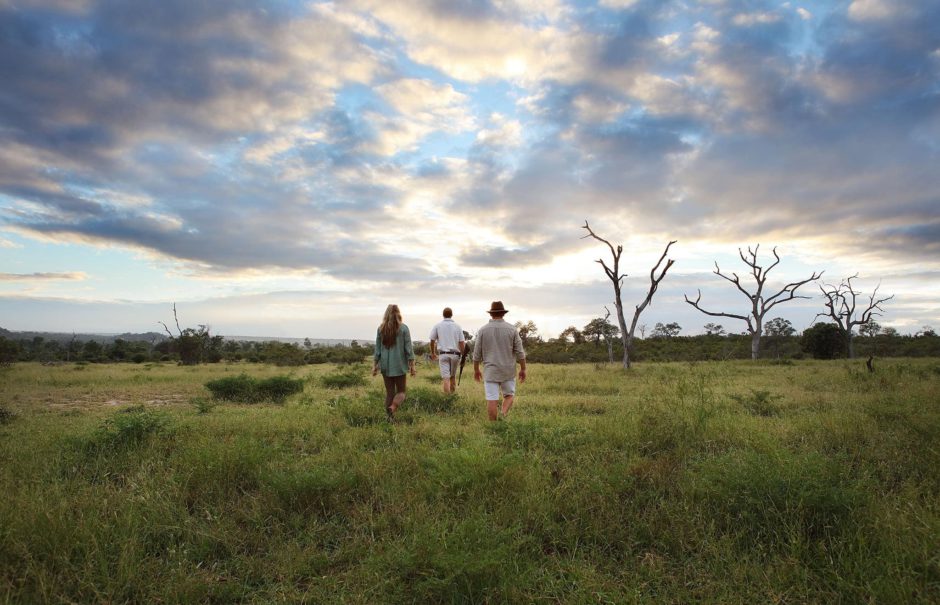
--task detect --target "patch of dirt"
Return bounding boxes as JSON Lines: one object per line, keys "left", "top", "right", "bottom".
{"left": 48, "top": 394, "right": 188, "bottom": 410}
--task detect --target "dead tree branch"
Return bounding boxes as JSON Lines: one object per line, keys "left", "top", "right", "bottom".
{"left": 583, "top": 220, "right": 676, "bottom": 368}
{"left": 685, "top": 245, "right": 822, "bottom": 359}
{"left": 817, "top": 274, "right": 894, "bottom": 358}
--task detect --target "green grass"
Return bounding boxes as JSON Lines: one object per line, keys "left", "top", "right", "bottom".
{"left": 1, "top": 359, "right": 939, "bottom": 603}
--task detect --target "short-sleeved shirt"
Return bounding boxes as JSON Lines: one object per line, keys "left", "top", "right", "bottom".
{"left": 374, "top": 324, "right": 415, "bottom": 377}
{"left": 429, "top": 318, "right": 464, "bottom": 353}
{"left": 472, "top": 318, "right": 525, "bottom": 382}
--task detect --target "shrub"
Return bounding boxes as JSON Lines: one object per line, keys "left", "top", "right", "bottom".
{"left": 730, "top": 389, "right": 783, "bottom": 416}
{"left": 802, "top": 323, "right": 844, "bottom": 359}
{"left": 257, "top": 376, "right": 304, "bottom": 403}
{"left": 205, "top": 373, "right": 259, "bottom": 402}
{"left": 321, "top": 367, "right": 367, "bottom": 389}
{"left": 0, "top": 405, "right": 15, "bottom": 424}
{"left": 191, "top": 397, "right": 216, "bottom": 414}
{"left": 89, "top": 405, "right": 171, "bottom": 451}
{"left": 204, "top": 373, "right": 304, "bottom": 404}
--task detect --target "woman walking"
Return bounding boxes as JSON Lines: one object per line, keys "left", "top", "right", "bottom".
{"left": 372, "top": 304, "right": 416, "bottom": 421}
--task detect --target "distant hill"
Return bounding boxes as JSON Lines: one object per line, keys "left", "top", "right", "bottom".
{"left": 0, "top": 327, "right": 367, "bottom": 346}
{"left": 221, "top": 335, "right": 368, "bottom": 346}
{"left": 0, "top": 328, "right": 168, "bottom": 344}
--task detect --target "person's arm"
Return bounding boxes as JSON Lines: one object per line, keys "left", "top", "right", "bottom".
{"left": 403, "top": 326, "right": 416, "bottom": 376}
{"left": 458, "top": 340, "right": 465, "bottom": 354}
{"left": 428, "top": 327, "right": 438, "bottom": 359}
{"left": 473, "top": 360, "right": 482, "bottom": 382}
{"left": 513, "top": 328, "right": 526, "bottom": 381}
{"left": 373, "top": 330, "right": 381, "bottom": 376}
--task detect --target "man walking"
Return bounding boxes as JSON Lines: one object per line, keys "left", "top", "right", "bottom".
{"left": 473, "top": 301, "right": 526, "bottom": 421}
{"left": 429, "top": 307, "right": 466, "bottom": 394}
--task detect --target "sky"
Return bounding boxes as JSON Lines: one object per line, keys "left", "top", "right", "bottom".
{"left": 1, "top": 0, "right": 938, "bottom": 341}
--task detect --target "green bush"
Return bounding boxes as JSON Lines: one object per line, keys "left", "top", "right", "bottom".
{"left": 89, "top": 405, "right": 171, "bottom": 451}
{"left": 257, "top": 376, "right": 304, "bottom": 403}
{"left": 191, "top": 397, "right": 216, "bottom": 414}
{"left": 321, "top": 367, "right": 367, "bottom": 389}
{"left": 205, "top": 373, "right": 259, "bottom": 402}
{"left": 730, "top": 389, "right": 783, "bottom": 416}
{"left": 802, "top": 323, "right": 844, "bottom": 359}
{"left": 204, "top": 373, "right": 304, "bottom": 404}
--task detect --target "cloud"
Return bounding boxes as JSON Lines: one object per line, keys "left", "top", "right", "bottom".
{"left": 0, "top": 271, "right": 86, "bottom": 281}
{"left": 0, "top": 0, "right": 938, "bottom": 337}
{"left": 366, "top": 78, "right": 475, "bottom": 155}
{"left": 339, "top": 0, "right": 573, "bottom": 83}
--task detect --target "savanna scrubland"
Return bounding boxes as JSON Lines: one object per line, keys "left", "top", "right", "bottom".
{"left": 1, "top": 359, "right": 938, "bottom": 604}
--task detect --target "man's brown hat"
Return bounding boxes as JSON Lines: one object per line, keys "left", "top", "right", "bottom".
{"left": 487, "top": 301, "right": 508, "bottom": 315}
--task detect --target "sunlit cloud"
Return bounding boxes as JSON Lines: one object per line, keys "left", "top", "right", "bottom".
{"left": 0, "top": 271, "right": 87, "bottom": 281}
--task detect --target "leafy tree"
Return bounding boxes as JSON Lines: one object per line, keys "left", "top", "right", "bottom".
{"left": 801, "top": 323, "right": 843, "bottom": 359}
{"left": 764, "top": 317, "right": 795, "bottom": 359}
{"left": 703, "top": 323, "right": 725, "bottom": 336}
{"left": 859, "top": 319, "right": 881, "bottom": 338}
{"left": 582, "top": 317, "right": 619, "bottom": 346}
{"left": 651, "top": 322, "right": 682, "bottom": 338}
{"left": 0, "top": 336, "right": 19, "bottom": 365}
{"left": 514, "top": 320, "right": 539, "bottom": 346}
{"left": 159, "top": 303, "right": 212, "bottom": 365}
{"left": 764, "top": 317, "right": 795, "bottom": 338}
{"left": 82, "top": 340, "right": 104, "bottom": 362}
{"left": 558, "top": 326, "right": 584, "bottom": 344}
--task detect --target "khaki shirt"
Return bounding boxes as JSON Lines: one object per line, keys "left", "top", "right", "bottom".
{"left": 472, "top": 318, "right": 525, "bottom": 382}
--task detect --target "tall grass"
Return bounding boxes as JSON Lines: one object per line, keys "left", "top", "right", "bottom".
{"left": 1, "top": 359, "right": 938, "bottom": 603}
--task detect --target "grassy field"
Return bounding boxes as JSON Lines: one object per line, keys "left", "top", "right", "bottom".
{"left": 1, "top": 359, "right": 938, "bottom": 604}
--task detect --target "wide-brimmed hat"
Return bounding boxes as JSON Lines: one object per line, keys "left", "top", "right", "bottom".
{"left": 487, "top": 301, "right": 508, "bottom": 315}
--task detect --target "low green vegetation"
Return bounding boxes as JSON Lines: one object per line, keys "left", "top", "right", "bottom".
{"left": 320, "top": 366, "right": 369, "bottom": 389}
{"left": 1, "top": 359, "right": 938, "bottom": 603}
{"left": 205, "top": 373, "right": 305, "bottom": 403}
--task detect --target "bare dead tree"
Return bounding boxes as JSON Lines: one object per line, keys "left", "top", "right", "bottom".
{"left": 685, "top": 245, "right": 822, "bottom": 360}
{"left": 817, "top": 274, "right": 893, "bottom": 359}
{"left": 603, "top": 306, "right": 614, "bottom": 363}
{"left": 158, "top": 302, "right": 182, "bottom": 337}
{"left": 582, "top": 221, "right": 676, "bottom": 369}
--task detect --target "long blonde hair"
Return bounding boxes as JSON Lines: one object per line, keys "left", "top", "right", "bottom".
{"left": 379, "top": 304, "right": 402, "bottom": 348}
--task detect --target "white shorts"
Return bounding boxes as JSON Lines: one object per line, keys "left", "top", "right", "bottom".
{"left": 438, "top": 354, "right": 460, "bottom": 379}
{"left": 484, "top": 379, "right": 516, "bottom": 400}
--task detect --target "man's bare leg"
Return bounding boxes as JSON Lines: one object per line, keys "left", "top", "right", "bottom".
{"left": 450, "top": 377, "right": 457, "bottom": 392}
{"left": 441, "top": 379, "right": 452, "bottom": 394}
{"left": 487, "top": 399, "right": 500, "bottom": 421}
{"left": 500, "top": 394, "right": 514, "bottom": 418}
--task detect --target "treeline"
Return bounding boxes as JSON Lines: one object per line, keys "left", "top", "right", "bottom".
{"left": 0, "top": 334, "right": 368, "bottom": 366}
{"left": 522, "top": 332, "right": 940, "bottom": 363}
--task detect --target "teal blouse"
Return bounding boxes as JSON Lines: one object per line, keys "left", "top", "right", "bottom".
{"left": 374, "top": 324, "right": 415, "bottom": 377}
